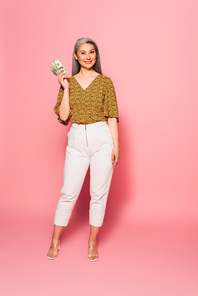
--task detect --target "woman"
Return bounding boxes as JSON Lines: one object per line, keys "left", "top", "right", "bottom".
{"left": 47, "top": 37, "right": 120, "bottom": 261}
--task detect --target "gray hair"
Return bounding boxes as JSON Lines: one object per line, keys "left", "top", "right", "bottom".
{"left": 72, "top": 37, "right": 102, "bottom": 76}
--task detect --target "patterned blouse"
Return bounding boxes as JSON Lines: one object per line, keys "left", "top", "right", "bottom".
{"left": 54, "top": 74, "right": 119, "bottom": 126}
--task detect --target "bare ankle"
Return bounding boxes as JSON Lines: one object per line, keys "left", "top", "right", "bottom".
{"left": 88, "top": 239, "right": 97, "bottom": 245}
{"left": 51, "top": 238, "right": 60, "bottom": 244}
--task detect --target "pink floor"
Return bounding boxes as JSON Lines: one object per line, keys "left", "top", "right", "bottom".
{"left": 1, "top": 213, "right": 198, "bottom": 296}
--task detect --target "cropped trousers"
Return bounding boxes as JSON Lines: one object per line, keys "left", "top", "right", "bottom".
{"left": 54, "top": 121, "right": 114, "bottom": 227}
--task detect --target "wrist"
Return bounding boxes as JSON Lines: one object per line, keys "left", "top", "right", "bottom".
{"left": 113, "top": 144, "right": 120, "bottom": 149}
{"left": 63, "top": 87, "right": 69, "bottom": 94}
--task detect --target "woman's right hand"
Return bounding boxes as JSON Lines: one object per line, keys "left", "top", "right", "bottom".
{"left": 57, "top": 72, "right": 69, "bottom": 90}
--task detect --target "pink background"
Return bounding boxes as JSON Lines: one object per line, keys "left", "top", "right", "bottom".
{"left": 1, "top": 0, "right": 198, "bottom": 295}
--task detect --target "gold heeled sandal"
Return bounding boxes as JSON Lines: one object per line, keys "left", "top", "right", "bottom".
{"left": 88, "top": 241, "right": 98, "bottom": 262}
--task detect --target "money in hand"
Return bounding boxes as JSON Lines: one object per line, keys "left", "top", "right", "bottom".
{"left": 50, "top": 59, "right": 68, "bottom": 76}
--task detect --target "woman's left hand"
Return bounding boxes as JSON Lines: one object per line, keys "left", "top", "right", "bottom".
{"left": 111, "top": 146, "right": 120, "bottom": 167}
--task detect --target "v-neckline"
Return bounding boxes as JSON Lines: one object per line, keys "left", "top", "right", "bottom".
{"left": 73, "top": 74, "right": 101, "bottom": 91}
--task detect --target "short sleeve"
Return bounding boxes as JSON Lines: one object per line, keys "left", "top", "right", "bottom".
{"left": 54, "top": 85, "right": 70, "bottom": 126}
{"left": 103, "top": 77, "right": 119, "bottom": 122}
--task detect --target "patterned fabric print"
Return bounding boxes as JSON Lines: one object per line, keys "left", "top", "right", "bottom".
{"left": 54, "top": 74, "right": 119, "bottom": 126}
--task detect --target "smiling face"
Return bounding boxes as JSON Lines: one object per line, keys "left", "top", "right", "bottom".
{"left": 74, "top": 43, "right": 97, "bottom": 70}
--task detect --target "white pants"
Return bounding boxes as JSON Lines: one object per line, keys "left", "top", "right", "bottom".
{"left": 54, "top": 121, "right": 114, "bottom": 227}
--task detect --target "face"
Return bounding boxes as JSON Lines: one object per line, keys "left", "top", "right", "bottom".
{"left": 74, "top": 43, "right": 97, "bottom": 70}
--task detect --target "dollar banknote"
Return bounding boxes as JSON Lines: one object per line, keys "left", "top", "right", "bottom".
{"left": 50, "top": 59, "right": 68, "bottom": 76}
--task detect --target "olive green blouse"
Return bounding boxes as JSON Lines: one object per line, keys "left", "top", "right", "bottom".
{"left": 54, "top": 74, "right": 119, "bottom": 126}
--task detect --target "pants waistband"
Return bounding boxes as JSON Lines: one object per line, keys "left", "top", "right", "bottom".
{"left": 71, "top": 121, "right": 107, "bottom": 129}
